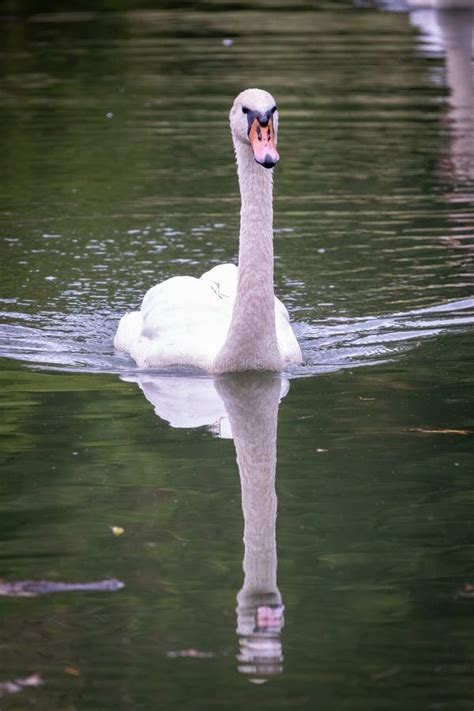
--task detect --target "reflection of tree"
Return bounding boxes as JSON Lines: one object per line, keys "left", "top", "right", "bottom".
{"left": 436, "top": 7, "right": 474, "bottom": 183}
{"left": 407, "top": 4, "right": 474, "bottom": 270}
{"left": 409, "top": 3, "right": 474, "bottom": 183}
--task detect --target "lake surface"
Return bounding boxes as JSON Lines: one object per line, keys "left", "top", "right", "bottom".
{"left": 1, "top": 1, "right": 473, "bottom": 709}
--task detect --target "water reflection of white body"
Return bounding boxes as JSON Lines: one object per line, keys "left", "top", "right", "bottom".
{"left": 123, "top": 372, "right": 288, "bottom": 681}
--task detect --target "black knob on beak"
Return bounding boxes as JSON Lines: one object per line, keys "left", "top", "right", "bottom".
{"left": 257, "top": 154, "right": 278, "bottom": 169}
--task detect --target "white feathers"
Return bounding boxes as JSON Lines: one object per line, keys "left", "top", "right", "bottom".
{"left": 114, "top": 263, "right": 301, "bottom": 371}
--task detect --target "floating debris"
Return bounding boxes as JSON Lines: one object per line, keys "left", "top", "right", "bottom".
{"left": 456, "top": 583, "right": 474, "bottom": 598}
{"left": 407, "top": 428, "right": 471, "bottom": 436}
{"left": 0, "top": 579, "right": 124, "bottom": 597}
{"left": 370, "top": 666, "right": 401, "bottom": 682}
{"left": 111, "top": 526, "right": 125, "bottom": 536}
{"left": 64, "top": 666, "right": 81, "bottom": 677}
{"left": 222, "top": 38, "right": 233, "bottom": 46}
{"left": 0, "top": 673, "right": 43, "bottom": 697}
{"left": 167, "top": 649, "right": 215, "bottom": 659}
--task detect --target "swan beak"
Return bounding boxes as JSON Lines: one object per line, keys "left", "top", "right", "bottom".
{"left": 249, "top": 115, "right": 280, "bottom": 169}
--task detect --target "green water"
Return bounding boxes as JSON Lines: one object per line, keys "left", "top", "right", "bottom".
{"left": 1, "top": 2, "right": 474, "bottom": 709}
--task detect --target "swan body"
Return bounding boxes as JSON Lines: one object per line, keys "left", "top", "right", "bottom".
{"left": 115, "top": 263, "right": 300, "bottom": 371}
{"left": 114, "top": 88, "right": 302, "bottom": 373}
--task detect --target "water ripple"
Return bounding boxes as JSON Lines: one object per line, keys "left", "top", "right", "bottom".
{"left": 1, "top": 296, "right": 473, "bottom": 378}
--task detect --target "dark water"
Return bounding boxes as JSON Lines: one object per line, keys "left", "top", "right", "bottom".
{"left": 1, "top": 1, "right": 474, "bottom": 709}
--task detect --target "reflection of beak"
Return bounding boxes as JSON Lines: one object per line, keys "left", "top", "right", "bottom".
{"left": 254, "top": 604, "right": 285, "bottom": 633}
{"left": 249, "top": 116, "right": 279, "bottom": 169}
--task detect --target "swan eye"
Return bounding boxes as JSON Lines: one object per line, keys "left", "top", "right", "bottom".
{"left": 242, "top": 106, "right": 249, "bottom": 114}
{"left": 271, "top": 106, "right": 277, "bottom": 114}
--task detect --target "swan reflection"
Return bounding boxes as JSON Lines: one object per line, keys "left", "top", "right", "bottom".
{"left": 122, "top": 371, "right": 288, "bottom": 680}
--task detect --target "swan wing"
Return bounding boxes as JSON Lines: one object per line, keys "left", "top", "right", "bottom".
{"left": 275, "top": 296, "right": 303, "bottom": 364}
{"left": 116, "top": 274, "right": 234, "bottom": 370}
{"left": 114, "top": 310, "right": 143, "bottom": 353}
{"left": 199, "top": 263, "right": 238, "bottom": 300}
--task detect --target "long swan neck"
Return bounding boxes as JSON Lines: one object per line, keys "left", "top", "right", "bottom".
{"left": 213, "top": 140, "right": 281, "bottom": 373}
{"left": 236, "top": 142, "right": 276, "bottom": 331}
{"left": 237, "top": 141, "right": 274, "bottom": 254}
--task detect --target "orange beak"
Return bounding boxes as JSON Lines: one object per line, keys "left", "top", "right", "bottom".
{"left": 249, "top": 116, "right": 279, "bottom": 169}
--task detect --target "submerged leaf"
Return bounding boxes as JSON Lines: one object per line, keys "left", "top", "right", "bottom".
{"left": 64, "top": 666, "right": 81, "bottom": 677}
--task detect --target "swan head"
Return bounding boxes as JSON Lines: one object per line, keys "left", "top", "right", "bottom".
{"left": 230, "top": 88, "right": 280, "bottom": 169}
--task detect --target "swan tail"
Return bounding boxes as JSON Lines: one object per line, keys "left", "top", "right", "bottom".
{"left": 114, "top": 311, "right": 143, "bottom": 353}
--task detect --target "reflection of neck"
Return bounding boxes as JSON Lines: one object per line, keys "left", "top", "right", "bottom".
{"left": 217, "top": 374, "right": 281, "bottom": 595}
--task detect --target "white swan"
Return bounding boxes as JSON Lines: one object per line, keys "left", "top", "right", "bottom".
{"left": 114, "top": 88, "right": 302, "bottom": 373}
